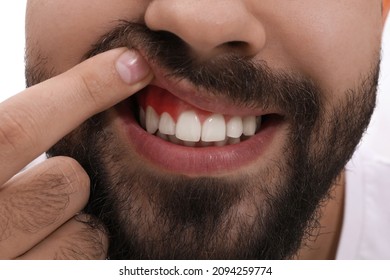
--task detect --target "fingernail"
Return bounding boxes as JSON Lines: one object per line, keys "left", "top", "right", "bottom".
{"left": 116, "top": 50, "right": 151, "bottom": 84}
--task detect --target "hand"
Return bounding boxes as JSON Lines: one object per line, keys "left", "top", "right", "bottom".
{"left": 0, "top": 48, "right": 152, "bottom": 259}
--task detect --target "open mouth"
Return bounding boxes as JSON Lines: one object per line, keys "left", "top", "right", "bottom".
{"left": 133, "top": 85, "right": 276, "bottom": 148}
{"left": 115, "top": 79, "right": 284, "bottom": 174}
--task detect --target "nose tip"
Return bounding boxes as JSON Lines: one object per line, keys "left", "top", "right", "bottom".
{"left": 144, "top": 0, "right": 266, "bottom": 57}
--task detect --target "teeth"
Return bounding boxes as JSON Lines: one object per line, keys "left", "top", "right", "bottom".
{"left": 159, "top": 113, "right": 176, "bottom": 135}
{"left": 176, "top": 111, "right": 202, "bottom": 142}
{"left": 146, "top": 106, "right": 159, "bottom": 134}
{"left": 201, "top": 114, "right": 226, "bottom": 142}
{"left": 226, "top": 117, "right": 243, "bottom": 138}
{"left": 140, "top": 106, "right": 261, "bottom": 146}
{"left": 243, "top": 116, "right": 257, "bottom": 136}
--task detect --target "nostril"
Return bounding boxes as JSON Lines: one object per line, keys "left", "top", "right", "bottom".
{"left": 144, "top": 1, "right": 266, "bottom": 59}
{"left": 225, "top": 41, "right": 248, "bottom": 48}
{"left": 219, "top": 41, "right": 253, "bottom": 56}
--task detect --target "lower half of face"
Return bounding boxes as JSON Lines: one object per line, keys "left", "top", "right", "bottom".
{"left": 46, "top": 60, "right": 378, "bottom": 259}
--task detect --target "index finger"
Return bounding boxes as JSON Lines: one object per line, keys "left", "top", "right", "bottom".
{"left": 0, "top": 48, "right": 152, "bottom": 184}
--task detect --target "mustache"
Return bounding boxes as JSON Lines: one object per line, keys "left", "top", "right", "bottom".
{"left": 84, "top": 20, "right": 320, "bottom": 120}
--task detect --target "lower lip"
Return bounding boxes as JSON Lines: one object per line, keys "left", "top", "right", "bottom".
{"left": 115, "top": 100, "right": 281, "bottom": 176}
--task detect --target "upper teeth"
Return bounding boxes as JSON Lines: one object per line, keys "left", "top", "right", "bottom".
{"left": 140, "top": 106, "right": 261, "bottom": 145}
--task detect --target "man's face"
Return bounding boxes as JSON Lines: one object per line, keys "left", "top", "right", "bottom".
{"left": 25, "top": 1, "right": 383, "bottom": 259}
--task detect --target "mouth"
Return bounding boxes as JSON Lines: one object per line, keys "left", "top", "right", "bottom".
{"left": 136, "top": 85, "right": 266, "bottom": 147}
{"left": 115, "top": 68, "right": 285, "bottom": 175}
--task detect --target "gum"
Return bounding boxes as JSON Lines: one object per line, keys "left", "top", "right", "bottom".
{"left": 137, "top": 85, "right": 231, "bottom": 123}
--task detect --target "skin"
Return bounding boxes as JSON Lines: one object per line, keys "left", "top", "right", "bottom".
{"left": 0, "top": 49, "right": 153, "bottom": 259}
{"left": 0, "top": 0, "right": 388, "bottom": 259}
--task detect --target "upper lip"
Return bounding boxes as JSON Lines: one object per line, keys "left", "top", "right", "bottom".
{"left": 139, "top": 53, "right": 282, "bottom": 117}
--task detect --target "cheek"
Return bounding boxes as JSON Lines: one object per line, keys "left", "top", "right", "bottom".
{"left": 277, "top": 2, "right": 382, "bottom": 97}
{"left": 26, "top": 0, "right": 148, "bottom": 74}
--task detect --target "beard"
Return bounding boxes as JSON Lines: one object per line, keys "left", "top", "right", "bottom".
{"left": 26, "top": 22, "right": 379, "bottom": 259}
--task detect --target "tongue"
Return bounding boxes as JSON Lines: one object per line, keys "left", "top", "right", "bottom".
{"left": 137, "top": 85, "right": 213, "bottom": 123}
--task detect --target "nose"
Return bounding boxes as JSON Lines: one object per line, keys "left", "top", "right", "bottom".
{"left": 144, "top": 0, "right": 266, "bottom": 57}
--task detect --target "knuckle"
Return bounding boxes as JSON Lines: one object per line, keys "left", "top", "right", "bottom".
{"left": 55, "top": 216, "right": 108, "bottom": 260}
{"left": 48, "top": 156, "right": 90, "bottom": 195}
{"left": 0, "top": 176, "right": 70, "bottom": 235}
{"left": 1, "top": 157, "right": 90, "bottom": 235}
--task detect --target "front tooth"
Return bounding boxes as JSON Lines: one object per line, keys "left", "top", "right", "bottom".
{"left": 159, "top": 113, "right": 176, "bottom": 135}
{"left": 146, "top": 106, "right": 159, "bottom": 134}
{"left": 243, "top": 116, "right": 256, "bottom": 136}
{"left": 227, "top": 117, "right": 243, "bottom": 138}
{"left": 201, "top": 114, "right": 226, "bottom": 142}
{"left": 176, "top": 111, "right": 201, "bottom": 142}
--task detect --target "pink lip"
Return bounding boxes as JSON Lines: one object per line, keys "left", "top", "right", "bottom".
{"left": 115, "top": 103, "right": 282, "bottom": 176}
{"left": 114, "top": 56, "right": 284, "bottom": 175}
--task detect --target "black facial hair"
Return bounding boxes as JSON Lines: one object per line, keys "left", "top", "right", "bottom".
{"left": 26, "top": 21, "right": 379, "bottom": 259}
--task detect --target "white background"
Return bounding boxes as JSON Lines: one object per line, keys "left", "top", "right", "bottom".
{"left": 1, "top": 1, "right": 390, "bottom": 105}
{"left": 0, "top": 1, "right": 27, "bottom": 101}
